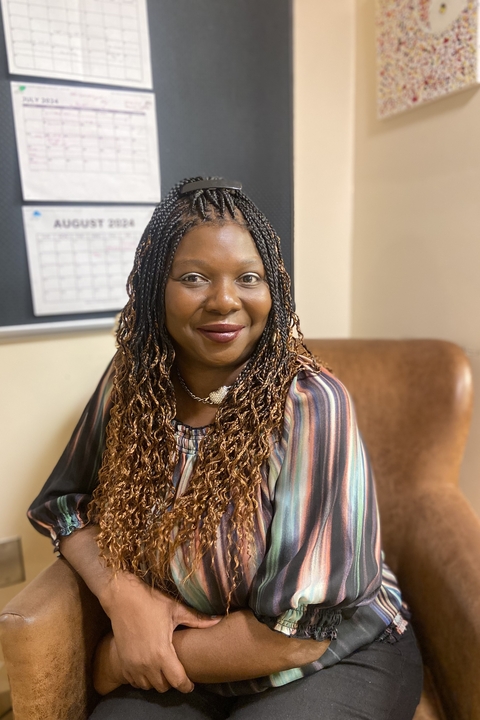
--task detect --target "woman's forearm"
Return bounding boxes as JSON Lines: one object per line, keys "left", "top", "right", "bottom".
{"left": 59, "top": 525, "right": 145, "bottom": 610}
{"left": 173, "top": 609, "right": 330, "bottom": 683}
{"left": 59, "top": 524, "right": 113, "bottom": 600}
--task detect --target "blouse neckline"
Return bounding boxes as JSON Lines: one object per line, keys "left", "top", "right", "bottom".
{"left": 173, "top": 418, "right": 208, "bottom": 454}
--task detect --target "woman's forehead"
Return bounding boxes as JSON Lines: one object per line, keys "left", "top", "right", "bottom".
{"left": 172, "top": 222, "right": 263, "bottom": 265}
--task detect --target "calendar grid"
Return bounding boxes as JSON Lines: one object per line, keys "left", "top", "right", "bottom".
{"left": 37, "top": 229, "right": 136, "bottom": 307}
{"left": 24, "top": 103, "right": 151, "bottom": 174}
{"left": 2, "top": 0, "right": 151, "bottom": 88}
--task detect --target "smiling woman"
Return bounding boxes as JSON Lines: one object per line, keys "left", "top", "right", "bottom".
{"left": 165, "top": 223, "right": 272, "bottom": 367}
{"left": 165, "top": 222, "right": 272, "bottom": 424}
{"left": 166, "top": 222, "right": 272, "bottom": 427}
{"left": 26, "top": 178, "right": 423, "bottom": 720}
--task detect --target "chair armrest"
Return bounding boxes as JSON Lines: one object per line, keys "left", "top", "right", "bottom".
{"left": 0, "top": 557, "right": 109, "bottom": 720}
{"left": 398, "top": 486, "right": 480, "bottom": 720}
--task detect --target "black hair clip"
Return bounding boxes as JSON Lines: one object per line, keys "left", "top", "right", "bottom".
{"left": 180, "top": 179, "right": 242, "bottom": 194}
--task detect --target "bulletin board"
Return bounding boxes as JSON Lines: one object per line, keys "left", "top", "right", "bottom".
{"left": 0, "top": 0, "right": 293, "bottom": 336}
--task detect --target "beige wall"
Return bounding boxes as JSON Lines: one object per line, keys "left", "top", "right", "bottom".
{"left": 0, "top": 331, "right": 115, "bottom": 616}
{"left": 293, "top": 0, "right": 355, "bottom": 338}
{"left": 352, "top": 0, "right": 480, "bottom": 514}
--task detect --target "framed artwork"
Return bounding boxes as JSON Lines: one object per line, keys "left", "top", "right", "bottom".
{"left": 376, "top": 1, "right": 479, "bottom": 119}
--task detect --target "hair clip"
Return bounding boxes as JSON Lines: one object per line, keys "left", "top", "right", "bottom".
{"left": 180, "top": 179, "right": 242, "bottom": 194}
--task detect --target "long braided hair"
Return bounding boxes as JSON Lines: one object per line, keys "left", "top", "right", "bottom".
{"left": 89, "top": 177, "right": 318, "bottom": 600}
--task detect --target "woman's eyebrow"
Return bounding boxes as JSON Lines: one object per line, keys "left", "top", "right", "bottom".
{"left": 173, "top": 258, "right": 262, "bottom": 268}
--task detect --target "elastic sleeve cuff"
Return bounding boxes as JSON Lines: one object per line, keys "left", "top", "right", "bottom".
{"left": 27, "top": 493, "right": 92, "bottom": 554}
{"left": 254, "top": 605, "right": 343, "bottom": 641}
{"left": 51, "top": 518, "right": 91, "bottom": 556}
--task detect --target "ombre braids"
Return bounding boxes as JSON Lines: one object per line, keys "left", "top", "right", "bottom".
{"left": 88, "top": 177, "right": 319, "bottom": 602}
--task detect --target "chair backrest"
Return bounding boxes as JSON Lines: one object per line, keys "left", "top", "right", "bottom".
{"left": 305, "top": 339, "right": 473, "bottom": 572}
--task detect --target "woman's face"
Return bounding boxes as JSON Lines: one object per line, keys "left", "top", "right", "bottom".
{"left": 164, "top": 222, "right": 272, "bottom": 373}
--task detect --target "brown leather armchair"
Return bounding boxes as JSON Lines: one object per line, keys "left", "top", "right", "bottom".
{"left": 1, "top": 339, "right": 480, "bottom": 720}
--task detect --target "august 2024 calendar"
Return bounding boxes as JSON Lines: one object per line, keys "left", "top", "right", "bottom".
{"left": 23, "top": 205, "right": 156, "bottom": 315}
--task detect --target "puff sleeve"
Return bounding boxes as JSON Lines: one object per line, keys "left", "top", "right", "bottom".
{"left": 27, "top": 359, "right": 115, "bottom": 552}
{"left": 249, "top": 368, "right": 383, "bottom": 642}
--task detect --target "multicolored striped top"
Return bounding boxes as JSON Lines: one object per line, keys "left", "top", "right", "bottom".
{"left": 28, "top": 360, "right": 409, "bottom": 696}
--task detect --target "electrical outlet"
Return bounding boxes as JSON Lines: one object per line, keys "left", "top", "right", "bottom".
{"left": 0, "top": 537, "right": 25, "bottom": 588}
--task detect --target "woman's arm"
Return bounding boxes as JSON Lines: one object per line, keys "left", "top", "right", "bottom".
{"left": 76, "top": 511, "right": 329, "bottom": 694}
{"left": 60, "top": 525, "right": 221, "bottom": 693}
{"left": 173, "top": 610, "right": 330, "bottom": 683}
{"left": 94, "top": 611, "right": 329, "bottom": 694}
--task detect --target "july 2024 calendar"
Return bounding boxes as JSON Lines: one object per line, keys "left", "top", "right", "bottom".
{"left": 23, "top": 205, "right": 156, "bottom": 315}
{"left": 11, "top": 82, "right": 161, "bottom": 202}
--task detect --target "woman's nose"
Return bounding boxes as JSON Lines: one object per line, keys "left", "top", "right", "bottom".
{"left": 204, "top": 279, "right": 242, "bottom": 313}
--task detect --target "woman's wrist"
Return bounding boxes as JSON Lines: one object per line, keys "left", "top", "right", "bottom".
{"left": 97, "top": 569, "right": 148, "bottom": 616}
{"left": 93, "top": 633, "right": 126, "bottom": 695}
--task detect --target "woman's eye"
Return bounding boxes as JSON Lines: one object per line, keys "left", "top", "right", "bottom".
{"left": 239, "top": 273, "right": 261, "bottom": 285}
{"left": 180, "top": 273, "right": 208, "bottom": 284}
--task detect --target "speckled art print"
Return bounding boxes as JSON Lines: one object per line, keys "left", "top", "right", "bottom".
{"left": 376, "top": 1, "right": 479, "bottom": 118}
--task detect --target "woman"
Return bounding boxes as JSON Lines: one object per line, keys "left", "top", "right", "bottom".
{"left": 28, "top": 178, "right": 423, "bottom": 719}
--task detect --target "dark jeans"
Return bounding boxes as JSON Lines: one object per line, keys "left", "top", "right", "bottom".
{"left": 90, "top": 624, "right": 423, "bottom": 720}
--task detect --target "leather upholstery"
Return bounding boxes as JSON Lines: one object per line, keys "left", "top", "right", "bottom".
{"left": 0, "top": 558, "right": 109, "bottom": 719}
{"left": 1, "top": 339, "right": 479, "bottom": 719}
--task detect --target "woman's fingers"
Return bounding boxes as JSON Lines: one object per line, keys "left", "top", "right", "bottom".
{"left": 121, "top": 644, "right": 191, "bottom": 694}
{"left": 155, "top": 645, "right": 194, "bottom": 694}
{"left": 131, "top": 647, "right": 191, "bottom": 694}
{"left": 130, "top": 679, "right": 153, "bottom": 691}
{"left": 124, "top": 667, "right": 171, "bottom": 694}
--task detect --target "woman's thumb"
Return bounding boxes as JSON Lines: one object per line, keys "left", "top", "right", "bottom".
{"left": 177, "top": 606, "right": 223, "bottom": 628}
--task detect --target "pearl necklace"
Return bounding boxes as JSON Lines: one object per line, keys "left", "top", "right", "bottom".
{"left": 176, "top": 368, "right": 231, "bottom": 406}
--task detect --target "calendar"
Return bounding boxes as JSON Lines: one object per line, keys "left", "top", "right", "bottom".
{"left": 11, "top": 82, "right": 161, "bottom": 202}
{"left": 0, "top": 0, "right": 152, "bottom": 88}
{"left": 22, "top": 205, "right": 156, "bottom": 315}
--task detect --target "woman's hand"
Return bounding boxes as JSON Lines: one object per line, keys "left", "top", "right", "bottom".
{"left": 97, "top": 572, "right": 222, "bottom": 695}
{"left": 59, "top": 527, "right": 221, "bottom": 696}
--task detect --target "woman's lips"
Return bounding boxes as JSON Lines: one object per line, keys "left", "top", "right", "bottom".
{"left": 197, "top": 324, "right": 244, "bottom": 343}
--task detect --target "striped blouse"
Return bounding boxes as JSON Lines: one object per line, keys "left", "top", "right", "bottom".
{"left": 28, "top": 360, "right": 409, "bottom": 696}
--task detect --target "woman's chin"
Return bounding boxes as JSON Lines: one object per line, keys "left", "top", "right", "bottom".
{"left": 181, "top": 342, "right": 256, "bottom": 372}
